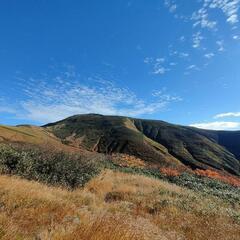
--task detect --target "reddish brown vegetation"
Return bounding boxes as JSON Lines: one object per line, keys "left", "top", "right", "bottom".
{"left": 195, "top": 169, "right": 240, "bottom": 187}
{"left": 111, "top": 153, "right": 147, "bottom": 168}
{"left": 160, "top": 167, "right": 181, "bottom": 177}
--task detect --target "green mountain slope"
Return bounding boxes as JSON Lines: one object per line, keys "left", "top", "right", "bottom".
{"left": 45, "top": 114, "right": 182, "bottom": 168}
{"left": 45, "top": 114, "right": 240, "bottom": 175}
{"left": 192, "top": 128, "right": 240, "bottom": 160}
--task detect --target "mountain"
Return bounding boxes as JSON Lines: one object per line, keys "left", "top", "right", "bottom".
{"left": 1, "top": 114, "right": 239, "bottom": 175}
{"left": 1, "top": 164, "right": 239, "bottom": 240}
{"left": 1, "top": 114, "right": 240, "bottom": 239}
{"left": 44, "top": 114, "right": 240, "bottom": 176}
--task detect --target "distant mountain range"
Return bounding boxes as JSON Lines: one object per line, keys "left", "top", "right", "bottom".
{"left": 1, "top": 114, "right": 240, "bottom": 176}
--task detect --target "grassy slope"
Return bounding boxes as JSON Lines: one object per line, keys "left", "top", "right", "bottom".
{"left": 45, "top": 115, "right": 183, "bottom": 168}
{"left": 192, "top": 128, "right": 240, "bottom": 159}
{"left": 45, "top": 114, "right": 240, "bottom": 175}
{"left": 0, "top": 170, "right": 239, "bottom": 240}
{"left": 133, "top": 119, "right": 240, "bottom": 174}
{"left": 0, "top": 125, "right": 84, "bottom": 153}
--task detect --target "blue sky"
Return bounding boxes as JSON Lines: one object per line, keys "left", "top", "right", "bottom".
{"left": 0, "top": 0, "right": 240, "bottom": 130}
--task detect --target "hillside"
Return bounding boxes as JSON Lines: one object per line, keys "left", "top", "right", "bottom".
{"left": 1, "top": 114, "right": 240, "bottom": 176}
{"left": 1, "top": 114, "right": 240, "bottom": 239}
{"left": 0, "top": 170, "right": 239, "bottom": 240}
{"left": 45, "top": 114, "right": 240, "bottom": 176}
{"left": 0, "top": 125, "right": 85, "bottom": 153}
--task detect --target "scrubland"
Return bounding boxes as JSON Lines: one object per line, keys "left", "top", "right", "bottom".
{"left": 0, "top": 169, "right": 239, "bottom": 240}
{"left": 0, "top": 144, "right": 239, "bottom": 239}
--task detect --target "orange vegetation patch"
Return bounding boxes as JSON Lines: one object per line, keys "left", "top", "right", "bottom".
{"left": 195, "top": 169, "right": 240, "bottom": 187}
{"left": 111, "top": 153, "right": 147, "bottom": 168}
{"left": 160, "top": 167, "right": 181, "bottom": 177}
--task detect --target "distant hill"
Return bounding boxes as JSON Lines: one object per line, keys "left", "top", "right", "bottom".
{"left": 0, "top": 124, "right": 84, "bottom": 153}
{"left": 44, "top": 114, "right": 240, "bottom": 176}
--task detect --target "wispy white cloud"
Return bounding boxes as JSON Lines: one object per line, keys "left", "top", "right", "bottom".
{"left": 179, "top": 52, "right": 189, "bottom": 58}
{"left": 216, "top": 40, "right": 225, "bottom": 52}
{"left": 143, "top": 57, "right": 152, "bottom": 64}
{"left": 233, "top": 35, "right": 240, "bottom": 40}
{"left": 204, "top": 52, "right": 215, "bottom": 58}
{"left": 214, "top": 112, "right": 240, "bottom": 118}
{"left": 164, "top": 0, "right": 177, "bottom": 13}
{"left": 192, "top": 32, "right": 204, "bottom": 48}
{"left": 152, "top": 89, "right": 182, "bottom": 101}
{"left": 153, "top": 1, "right": 239, "bottom": 79}
{"left": 192, "top": 0, "right": 240, "bottom": 30}
{"left": 191, "top": 110, "right": 240, "bottom": 130}
{"left": 153, "top": 66, "right": 169, "bottom": 75}
{"left": 168, "top": 48, "right": 190, "bottom": 58}
{"left": 7, "top": 73, "right": 181, "bottom": 123}
{"left": 190, "top": 121, "right": 240, "bottom": 130}
{"left": 145, "top": 47, "right": 193, "bottom": 77}
{"left": 164, "top": 0, "right": 188, "bottom": 20}
{"left": 186, "top": 64, "right": 197, "bottom": 70}
{"left": 192, "top": 7, "right": 217, "bottom": 29}
{"left": 164, "top": 0, "right": 240, "bottom": 61}
{"left": 144, "top": 57, "right": 170, "bottom": 75}
{"left": 210, "top": 0, "right": 240, "bottom": 24}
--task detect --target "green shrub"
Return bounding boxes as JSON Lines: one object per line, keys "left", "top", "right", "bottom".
{"left": 169, "top": 173, "right": 240, "bottom": 203}
{"left": 0, "top": 145, "right": 101, "bottom": 188}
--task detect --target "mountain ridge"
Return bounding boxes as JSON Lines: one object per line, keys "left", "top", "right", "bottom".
{"left": 43, "top": 114, "right": 240, "bottom": 176}
{"left": 1, "top": 114, "right": 240, "bottom": 175}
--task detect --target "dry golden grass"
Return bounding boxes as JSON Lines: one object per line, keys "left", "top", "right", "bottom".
{"left": 0, "top": 170, "right": 239, "bottom": 240}
{"left": 0, "top": 125, "right": 84, "bottom": 153}
{"left": 0, "top": 125, "right": 58, "bottom": 144}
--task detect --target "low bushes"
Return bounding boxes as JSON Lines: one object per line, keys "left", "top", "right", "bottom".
{"left": 160, "top": 167, "right": 181, "bottom": 177}
{"left": 0, "top": 145, "right": 101, "bottom": 188}
{"left": 170, "top": 172, "right": 240, "bottom": 203}
{"left": 0, "top": 145, "right": 239, "bottom": 202}
{"left": 106, "top": 160, "right": 240, "bottom": 203}
{"left": 195, "top": 169, "right": 240, "bottom": 187}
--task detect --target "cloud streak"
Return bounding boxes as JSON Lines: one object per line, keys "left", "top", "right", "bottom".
{"left": 190, "top": 121, "right": 240, "bottom": 130}
{"left": 5, "top": 73, "right": 181, "bottom": 124}
{"left": 214, "top": 112, "right": 240, "bottom": 118}
{"left": 191, "top": 110, "right": 240, "bottom": 130}
{"left": 144, "top": 57, "right": 170, "bottom": 75}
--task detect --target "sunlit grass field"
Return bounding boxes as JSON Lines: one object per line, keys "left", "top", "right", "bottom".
{"left": 0, "top": 169, "right": 239, "bottom": 240}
